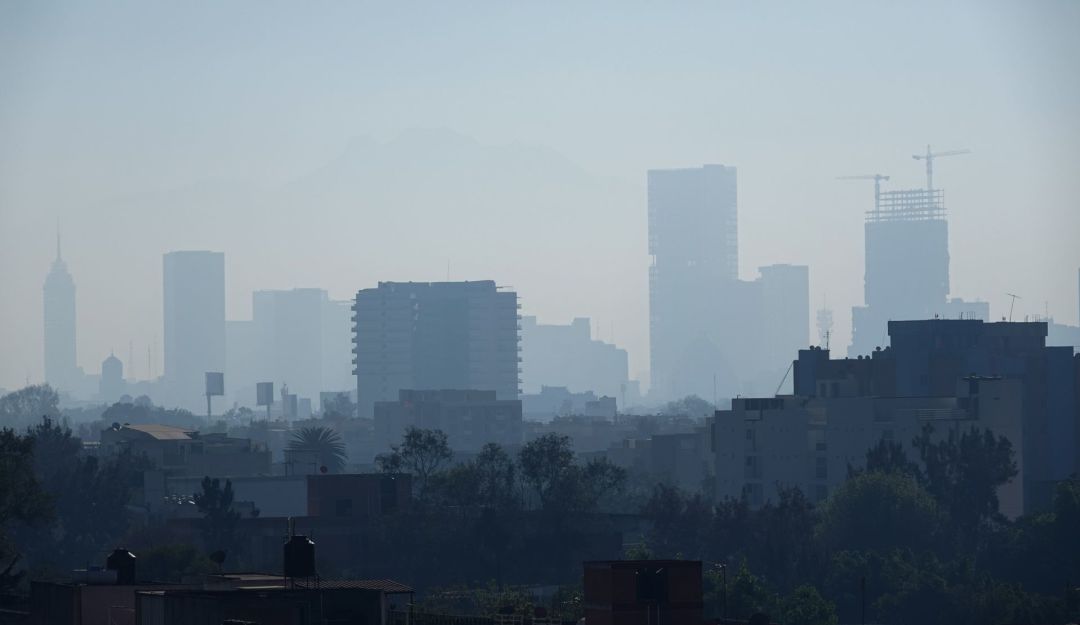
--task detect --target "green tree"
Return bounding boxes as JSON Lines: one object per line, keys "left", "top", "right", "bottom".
{"left": 781, "top": 585, "right": 838, "bottom": 625}
{"left": 519, "top": 433, "right": 625, "bottom": 514}
{"left": 726, "top": 560, "right": 776, "bottom": 620}
{"left": 17, "top": 417, "right": 150, "bottom": 571}
{"left": 859, "top": 437, "right": 921, "bottom": 478}
{"left": 660, "top": 394, "right": 714, "bottom": 417}
{"left": 914, "top": 424, "right": 1017, "bottom": 539}
{"left": 817, "top": 471, "right": 941, "bottom": 554}
{"left": 0, "top": 428, "right": 52, "bottom": 590}
{"left": 193, "top": 477, "right": 242, "bottom": 561}
{"left": 752, "top": 486, "right": 820, "bottom": 592}
{"left": 437, "top": 443, "right": 519, "bottom": 510}
{"left": 0, "top": 385, "right": 60, "bottom": 432}
{"left": 518, "top": 433, "right": 575, "bottom": 509}
{"left": 642, "top": 484, "right": 712, "bottom": 559}
{"left": 288, "top": 426, "right": 347, "bottom": 473}
{"left": 377, "top": 427, "right": 452, "bottom": 500}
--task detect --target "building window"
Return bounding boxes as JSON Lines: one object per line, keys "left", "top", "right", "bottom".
{"left": 815, "top": 456, "right": 827, "bottom": 480}
{"left": 744, "top": 455, "right": 761, "bottom": 479}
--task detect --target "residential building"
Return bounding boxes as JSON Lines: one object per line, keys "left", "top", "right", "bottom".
{"left": 352, "top": 281, "right": 520, "bottom": 417}
{"left": 162, "top": 251, "right": 225, "bottom": 412}
{"left": 713, "top": 319, "right": 1079, "bottom": 515}
{"left": 100, "top": 423, "right": 270, "bottom": 478}
{"left": 374, "top": 389, "right": 522, "bottom": 451}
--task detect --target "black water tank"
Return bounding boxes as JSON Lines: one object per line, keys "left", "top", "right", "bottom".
{"left": 106, "top": 549, "right": 136, "bottom": 584}
{"left": 283, "top": 535, "right": 316, "bottom": 578}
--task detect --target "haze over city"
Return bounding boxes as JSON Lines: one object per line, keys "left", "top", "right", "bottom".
{"left": 2, "top": 3, "right": 1080, "bottom": 624}
{"left": 2, "top": 1, "right": 1078, "bottom": 391}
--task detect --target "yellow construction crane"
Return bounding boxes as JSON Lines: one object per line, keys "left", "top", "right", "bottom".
{"left": 912, "top": 145, "right": 970, "bottom": 192}
{"left": 837, "top": 174, "right": 890, "bottom": 212}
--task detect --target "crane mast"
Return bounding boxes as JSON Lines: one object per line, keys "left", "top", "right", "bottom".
{"left": 912, "top": 145, "right": 970, "bottom": 192}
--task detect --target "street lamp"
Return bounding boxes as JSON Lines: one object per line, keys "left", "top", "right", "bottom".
{"left": 712, "top": 562, "right": 728, "bottom": 621}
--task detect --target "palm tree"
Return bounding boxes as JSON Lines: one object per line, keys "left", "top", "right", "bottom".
{"left": 287, "top": 426, "right": 347, "bottom": 473}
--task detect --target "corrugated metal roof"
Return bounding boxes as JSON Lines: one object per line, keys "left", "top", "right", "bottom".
{"left": 294, "top": 579, "right": 413, "bottom": 593}
{"left": 125, "top": 424, "right": 195, "bottom": 440}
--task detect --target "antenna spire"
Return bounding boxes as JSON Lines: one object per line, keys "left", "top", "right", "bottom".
{"left": 56, "top": 220, "right": 62, "bottom": 262}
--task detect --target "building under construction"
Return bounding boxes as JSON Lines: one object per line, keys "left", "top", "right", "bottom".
{"left": 848, "top": 147, "right": 988, "bottom": 356}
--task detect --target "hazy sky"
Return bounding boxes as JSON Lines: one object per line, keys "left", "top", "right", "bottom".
{"left": 2, "top": 1, "right": 1078, "bottom": 392}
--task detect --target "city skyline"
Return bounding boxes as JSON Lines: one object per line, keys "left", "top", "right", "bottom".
{"left": 2, "top": 2, "right": 1079, "bottom": 394}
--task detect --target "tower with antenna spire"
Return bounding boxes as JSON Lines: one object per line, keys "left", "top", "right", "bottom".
{"left": 43, "top": 226, "right": 80, "bottom": 392}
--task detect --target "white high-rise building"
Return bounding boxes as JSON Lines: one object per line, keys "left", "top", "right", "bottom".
{"left": 43, "top": 233, "right": 80, "bottom": 393}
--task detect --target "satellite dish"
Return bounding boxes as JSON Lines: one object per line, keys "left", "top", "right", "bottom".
{"left": 319, "top": 465, "right": 328, "bottom": 474}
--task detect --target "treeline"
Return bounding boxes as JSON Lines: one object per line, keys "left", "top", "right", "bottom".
{"left": 354, "top": 428, "right": 628, "bottom": 590}
{"left": 0, "top": 386, "right": 151, "bottom": 590}
{"left": 638, "top": 428, "right": 1080, "bottom": 624}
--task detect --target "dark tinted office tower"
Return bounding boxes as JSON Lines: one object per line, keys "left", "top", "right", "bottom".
{"left": 353, "top": 281, "right": 520, "bottom": 417}
{"left": 647, "top": 165, "right": 738, "bottom": 399}
{"left": 43, "top": 235, "right": 78, "bottom": 392}
{"left": 850, "top": 189, "right": 949, "bottom": 356}
{"left": 163, "top": 251, "right": 226, "bottom": 410}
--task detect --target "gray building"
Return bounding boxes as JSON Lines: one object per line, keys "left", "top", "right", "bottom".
{"left": 225, "top": 290, "right": 353, "bottom": 413}
{"left": 352, "top": 281, "right": 520, "bottom": 417}
{"left": 714, "top": 319, "right": 1079, "bottom": 515}
{"left": 648, "top": 165, "right": 738, "bottom": 400}
{"left": 520, "top": 316, "right": 629, "bottom": 400}
{"left": 163, "top": 251, "right": 226, "bottom": 411}
{"left": 850, "top": 187, "right": 961, "bottom": 356}
{"left": 374, "top": 389, "right": 522, "bottom": 452}
{"left": 43, "top": 234, "right": 80, "bottom": 393}
{"left": 647, "top": 166, "right": 810, "bottom": 401}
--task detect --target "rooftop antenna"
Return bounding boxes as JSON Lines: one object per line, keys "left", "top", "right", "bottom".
{"left": 837, "top": 174, "right": 890, "bottom": 212}
{"left": 1006, "top": 293, "right": 1021, "bottom": 322}
{"left": 912, "top": 145, "right": 970, "bottom": 192}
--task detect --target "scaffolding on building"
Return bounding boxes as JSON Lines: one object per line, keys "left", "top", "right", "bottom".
{"left": 866, "top": 188, "right": 946, "bottom": 223}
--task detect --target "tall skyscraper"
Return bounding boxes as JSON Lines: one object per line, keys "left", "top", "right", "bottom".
{"left": 353, "top": 281, "right": 519, "bottom": 417}
{"left": 647, "top": 164, "right": 738, "bottom": 399}
{"left": 43, "top": 233, "right": 79, "bottom": 392}
{"left": 163, "top": 251, "right": 225, "bottom": 410}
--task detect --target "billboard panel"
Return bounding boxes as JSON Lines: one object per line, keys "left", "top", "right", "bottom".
{"left": 256, "top": 382, "right": 275, "bottom": 407}
{"left": 205, "top": 372, "right": 224, "bottom": 397}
